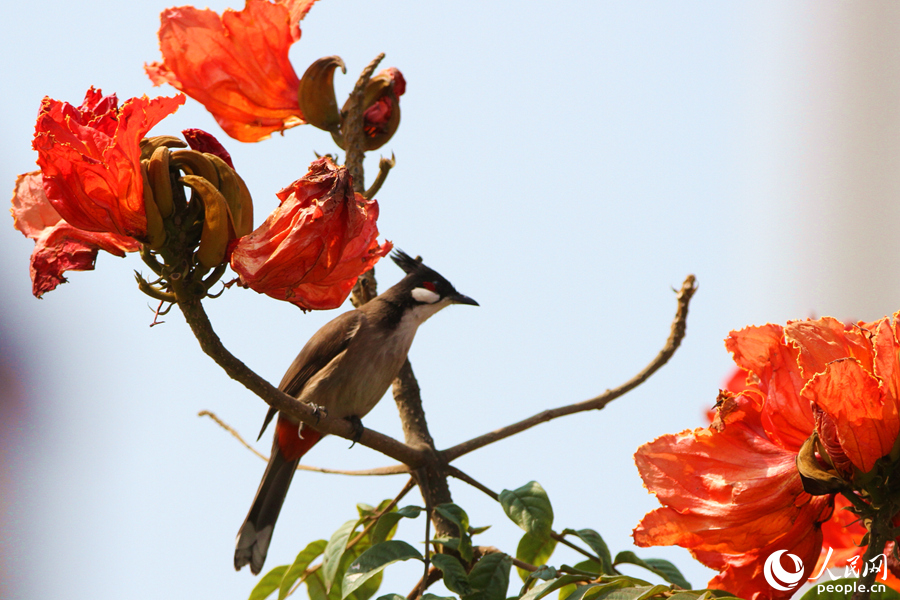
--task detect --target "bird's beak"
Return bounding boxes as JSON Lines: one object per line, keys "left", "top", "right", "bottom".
{"left": 451, "top": 293, "right": 479, "bottom": 306}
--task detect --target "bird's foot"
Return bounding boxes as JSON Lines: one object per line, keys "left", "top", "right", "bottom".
{"left": 345, "top": 415, "right": 364, "bottom": 448}
{"left": 308, "top": 403, "right": 328, "bottom": 425}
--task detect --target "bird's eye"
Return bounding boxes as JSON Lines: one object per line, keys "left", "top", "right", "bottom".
{"left": 423, "top": 281, "right": 437, "bottom": 292}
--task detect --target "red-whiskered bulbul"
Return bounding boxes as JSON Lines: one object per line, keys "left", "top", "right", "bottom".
{"left": 234, "top": 250, "right": 478, "bottom": 574}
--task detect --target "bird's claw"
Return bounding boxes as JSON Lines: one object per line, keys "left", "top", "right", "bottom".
{"left": 309, "top": 404, "right": 328, "bottom": 425}
{"left": 346, "top": 415, "right": 364, "bottom": 448}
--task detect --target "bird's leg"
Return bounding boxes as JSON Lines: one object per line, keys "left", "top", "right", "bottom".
{"left": 345, "top": 415, "right": 364, "bottom": 448}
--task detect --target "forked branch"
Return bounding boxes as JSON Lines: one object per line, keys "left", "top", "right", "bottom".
{"left": 441, "top": 274, "right": 697, "bottom": 462}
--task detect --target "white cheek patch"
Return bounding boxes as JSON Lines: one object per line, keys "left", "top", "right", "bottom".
{"left": 412, "top": 287, "right": 441, "bottom": 304}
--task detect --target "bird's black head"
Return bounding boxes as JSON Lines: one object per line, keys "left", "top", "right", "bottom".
{"left": 390, "top": 250, "right": 479, "bottom": 307}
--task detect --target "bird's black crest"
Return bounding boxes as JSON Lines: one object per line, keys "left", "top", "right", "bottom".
{"left": 391, "top": 249, "right": 423, "bottom": 275}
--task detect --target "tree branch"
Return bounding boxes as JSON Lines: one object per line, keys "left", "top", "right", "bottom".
{"left": 442, "top": 275, "right": 697, "bottom": 462}
{"left": 343, "top": 53, "right": 385, "bottom": 193}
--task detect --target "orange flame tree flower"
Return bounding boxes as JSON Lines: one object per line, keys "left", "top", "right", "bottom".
{"left": 635, "top": 317, "right": 900, "bottom": 600}
{"left": 11, "top": 172, "right": 140, "bottom": 297}
{"left": 230, "top": 156, "right": 392, "bottom": 310}
{"left": 146, "top": 0, "right": 318, "bottom": 142}
{"left": 32, "top": 88, "right": 185, "bottom": 239}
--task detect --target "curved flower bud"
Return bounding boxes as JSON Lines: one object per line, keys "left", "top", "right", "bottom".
{"left": 11, "top": 172, "right": 140, "bottom": 297}
{"left": 297, "top": 56, "right": 346, "bottom": 134}
{"left": 230, "top": 157, "right": 392, "bottom": 310}
{"left": 32, "top": 88, "right": 185, "bottom": 240}
{"left": 146, "top": 0, "right": 313, "bottom": 142}
{"left": 333, "top": 67, "right": 406, "bottom": 151}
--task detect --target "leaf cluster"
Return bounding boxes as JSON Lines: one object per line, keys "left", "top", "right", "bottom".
{"left": 246, "top": 483, "right": 747, "bottom": 600}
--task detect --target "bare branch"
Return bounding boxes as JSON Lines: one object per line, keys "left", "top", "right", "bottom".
{"left": 198, "top": 410, "right": 267, "bottom": 461}
{"left": 442, "top": 275, "right": 697, "bottom": 462}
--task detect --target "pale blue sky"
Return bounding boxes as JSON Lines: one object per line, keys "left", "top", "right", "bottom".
{"left": 3, "top": 2, "right": 900, "bottom": 599}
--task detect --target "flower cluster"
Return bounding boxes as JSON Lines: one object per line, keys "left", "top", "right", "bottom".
{"left": 634, "top": 317, "right": 900, "bottom": 599}
{"left": 12, "top": 89, "right": 184, "bottom": 295}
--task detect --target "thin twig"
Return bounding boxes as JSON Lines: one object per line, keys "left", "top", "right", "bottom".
{"left": 442, "top": 275, "right": 697, "bottom": 462}
{"left": 198, "top": 411, "right": 410, "bottom": 475}
{"left": 285, "top": 478, "right": 418, "bottom": 598}
{"left": 475, "top": 546, "right": 537, "bottom": 572}
{"left": 364, "top": 154, "right": 395, "bottom": 199}
{"left": 199, "top": 410, "right": 267, "bottom": 461}
{"left": 407, "top": 567, "right": 441, "bottom": 600}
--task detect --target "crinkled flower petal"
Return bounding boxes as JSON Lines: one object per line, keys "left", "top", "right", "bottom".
{"left": 802, "top": 359, "right": 898, "bottom": 473}
{"left": 634, "top": 393, "right": 833, "bottom": 599}
{"left": 230, "top": 157, "right": 391, "bottom": 310}
{"left": 146, "top": 0, "right": 308, "bottom": 142}
{"left": 726, "top": 324, "right": 814, "bottom": 450}
{"left": 32, "top": 88, "right": 184, "bottom": 239}
{"left": 11, "top": 172, "right": 139, "bottom": 297}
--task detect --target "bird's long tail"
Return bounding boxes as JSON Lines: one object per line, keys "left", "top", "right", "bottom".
{"left": 234, "top": 417, "right": 322, "bottom": 574}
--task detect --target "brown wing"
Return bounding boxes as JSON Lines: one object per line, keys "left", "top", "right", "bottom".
{"left": 256, "top": 310, "right": 364, "bottom": 439}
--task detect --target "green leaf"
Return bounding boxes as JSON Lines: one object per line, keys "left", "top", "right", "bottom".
{"left": 422, "top": 595, "right": 457, "bottom": 600}
{"left": 517, "top": 532, "right": 558, "bottom": 581}
{"left": 561, "top": 578, "right": 640, "bottom": 600}
{"left": 613, "top": 552, "right": 691, "bottom": 590}
{"left": 530, "top": 566, "right": 559, "bottom": 581}
{"left": 278, "top": 539, "right": 327, "bottom": 600}
{"left": 249, "top": 565, "right": 289, "bottom": 600}
{"left": 373, "top": 595, "right": 406, "bottom": 600}
{"left": 323, "top": 519, "right": 363, "bottom": 593}
{"left": 342, "top": 541, "right": 424, "bottom": 600}
{"left": 435, "top": 504, "right": 471, "bottom": 536}
{"left": 432, "top": 553, "right": 473, "bottom": 595}
{"left": 343, "top": 546, "right": 384, "bottom": 600}
{"left": 371, "top": 505, "right": 423, "bottom": 545}
{"left": 470, "top": 525, "right": 492, "bottom": 536}
{"left": 307, "top": 543, "right": 382, "bottom": 600}
{"left": 435, "top": 504, "right": 473, "bottom": 562}
{"left": 561, "top": 530, "right": 613, "bottom": 575}
{"left": 522, "top": 574, "right": 592, "bottom": 600}
{"left": 499, "top": 482, "right": 554, "bottom": 538}
{"left": 600, "top": 584, "right": 671, "bottom": 600}
{"left": 557, "top": 562, "right": 602, "bottom": 600}
{"left": 463, "top": 553, "right": 512, "bottom": 600}
{"left": 798, "top": 578, "right": 900, "bottom": 600}
{"left": 561, "top": 584, "right": 602, "bottom": 600}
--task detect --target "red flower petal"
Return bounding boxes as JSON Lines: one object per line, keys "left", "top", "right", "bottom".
{"left": 802, "top": 359, "right": 899, "bottom": 473}
{"left": 32, "top": 88, "right": 184, "bottom": 239}
{"left": 726, "top": 324, "right": 814, "bottom": 450}
{"left": 182, "top": 128, "right": 234, "bottom": 168}
{"left": 11, "top": 172, "right": 140, "bottom": 297}
{"left": 784, "top": 317, "right": 875, "bottom": 379}
{"left": 230, "top": 157, "right": 392, "bottom": 310}
{"left": 146, "top": 0, "right": 307, "bottom": 142}
{"left": 634, "top": 393, "right": 833, "bottom": 599}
